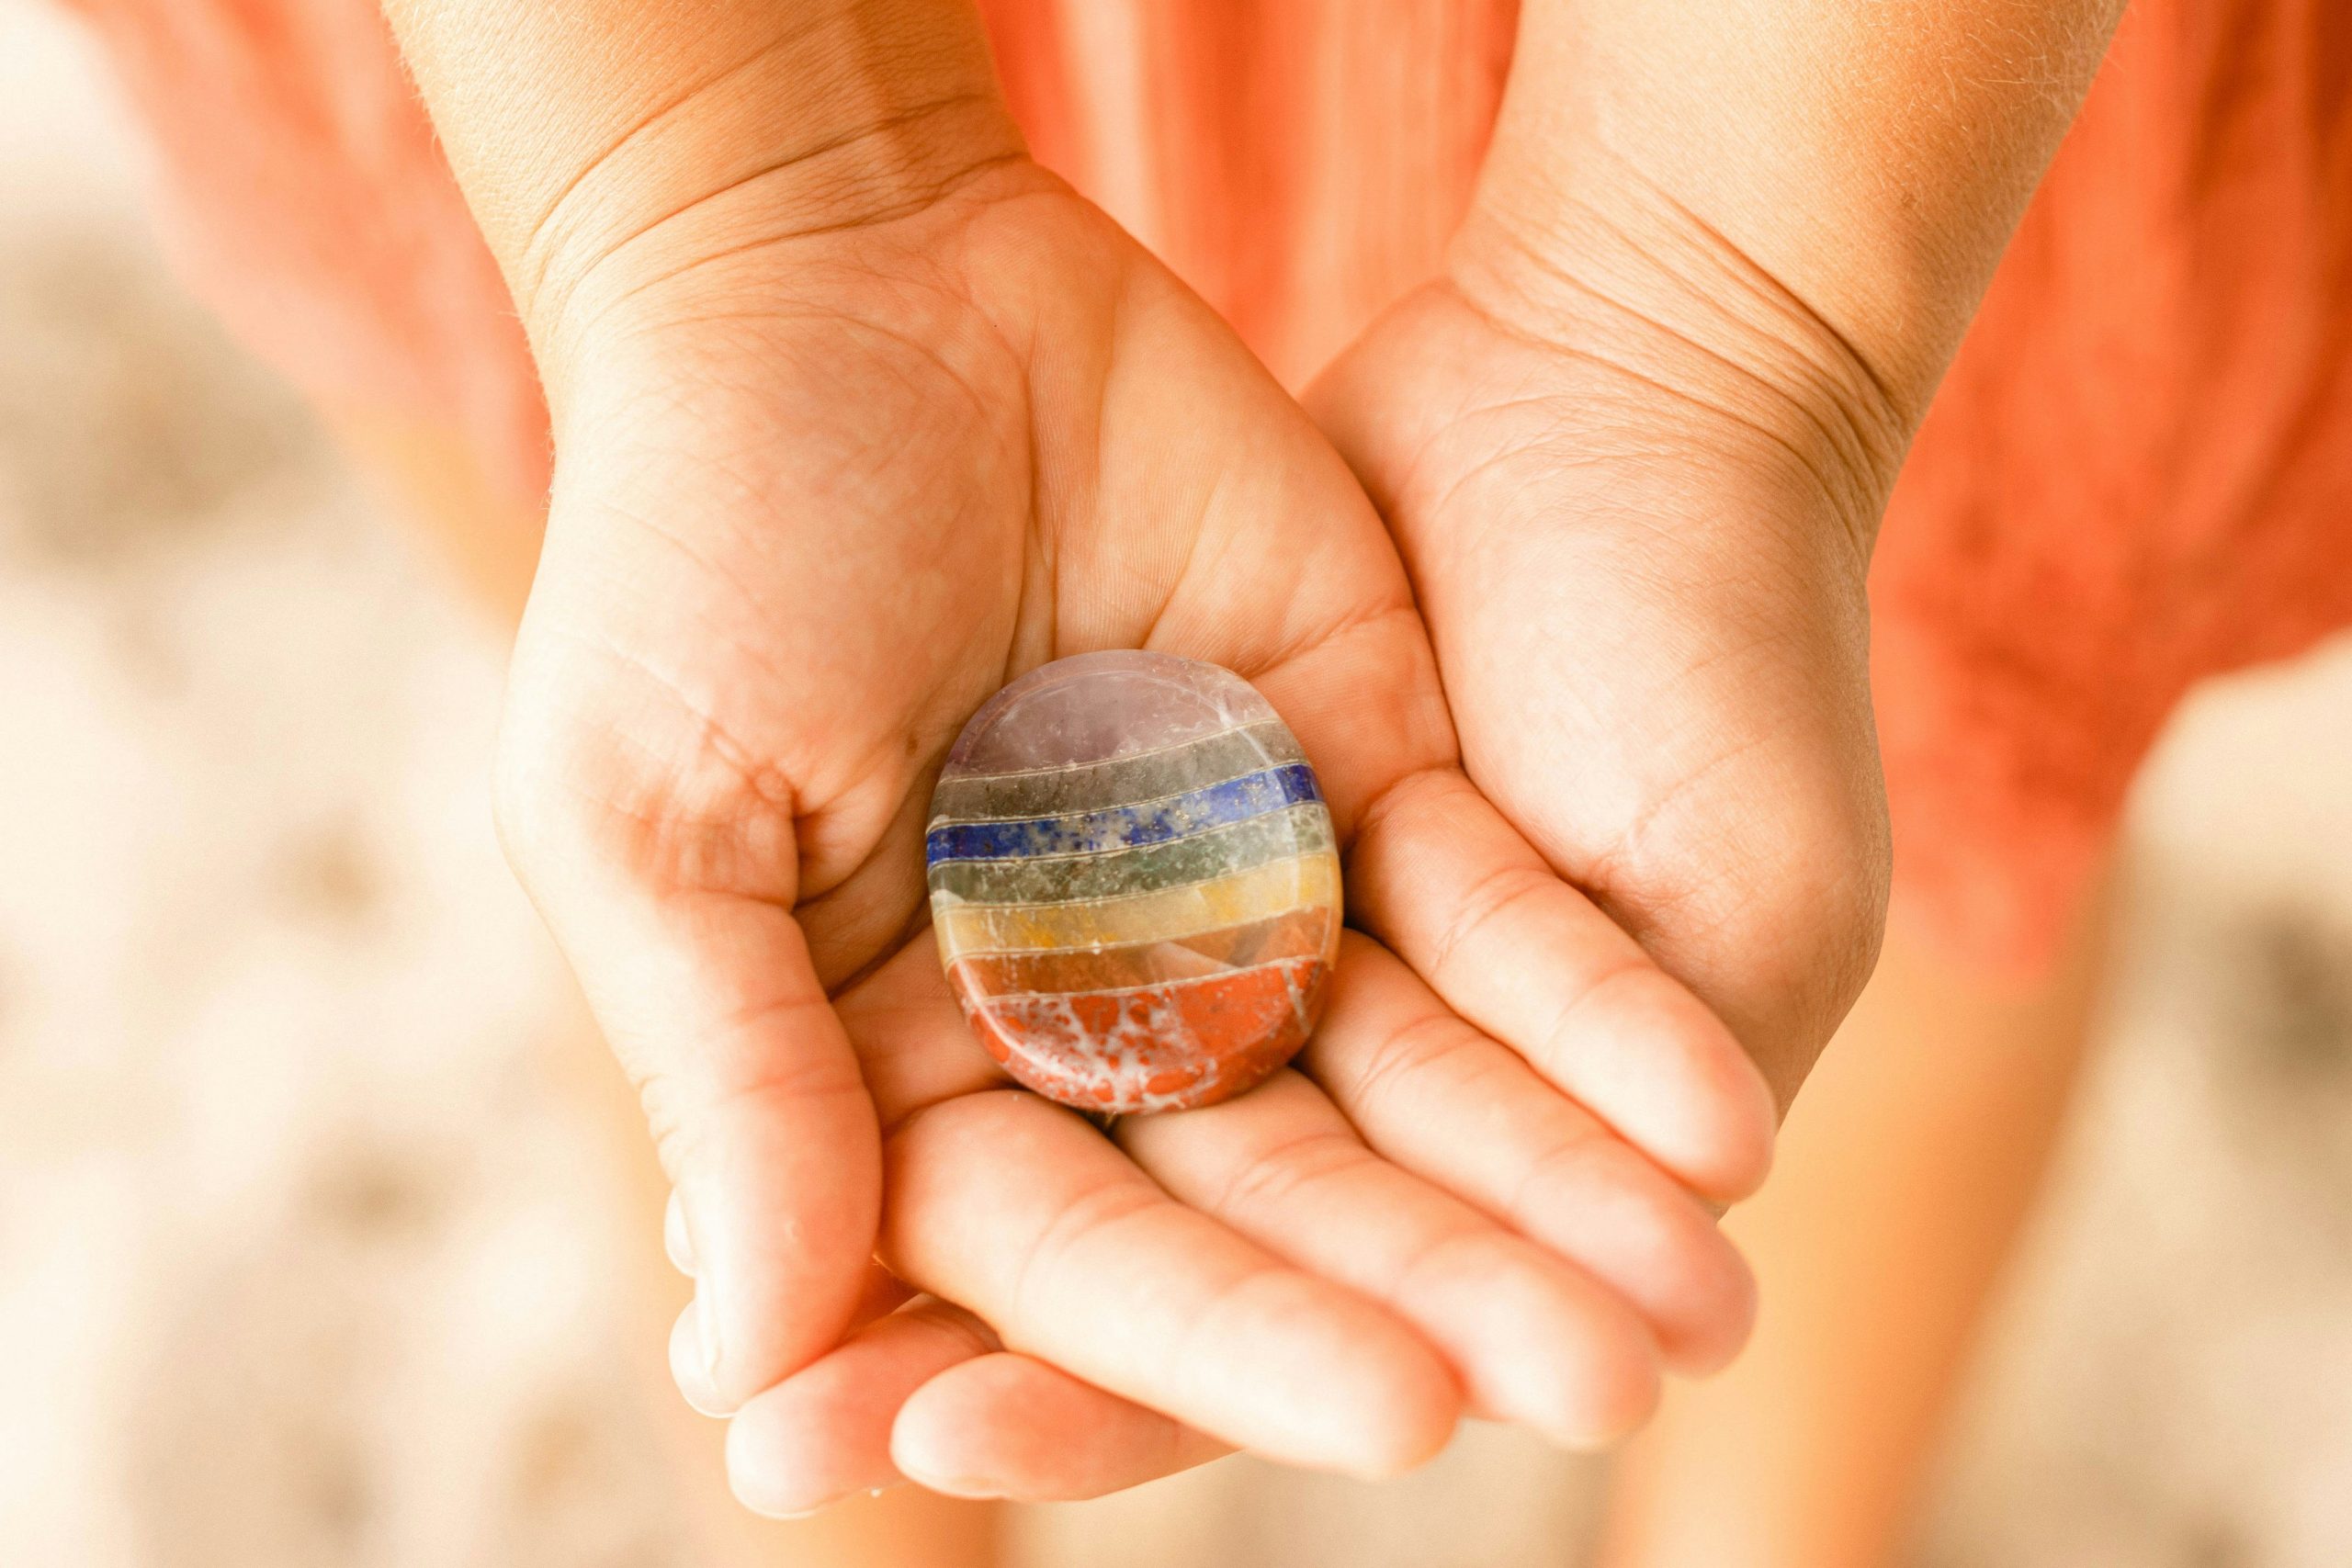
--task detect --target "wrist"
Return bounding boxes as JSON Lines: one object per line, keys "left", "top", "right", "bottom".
{"left": 1466, "top": 1, "right": 2119, "bottom": 438}
{"left": 1444, "top": 179, "right": 1910, "bottom": 563}
{"left": 386, "top": 0, "right": 1023, "bottom": 376}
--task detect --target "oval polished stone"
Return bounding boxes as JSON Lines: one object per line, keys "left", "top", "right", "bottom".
{"left": 925, "top": 650, "right": 1342, "bottom": 1113}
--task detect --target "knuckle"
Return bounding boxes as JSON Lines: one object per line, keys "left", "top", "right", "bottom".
{"left": 1329, "top": 1009, "right": 1486, "bottom": 1117}
{"left": 1207, "top": 1127, "right": 1365, "bottom": 1221}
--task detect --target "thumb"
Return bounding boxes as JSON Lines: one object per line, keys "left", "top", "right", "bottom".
{"left": 499, "top": 763, "right": 881, "bottom": 1412}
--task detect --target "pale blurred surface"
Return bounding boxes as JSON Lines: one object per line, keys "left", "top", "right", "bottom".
{"left": 6, "top": 5, "right": 2352, "bottom": 1564}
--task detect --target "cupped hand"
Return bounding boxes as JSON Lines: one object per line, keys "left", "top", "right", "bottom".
{"left": 1309, "top": 203, "right": 1905, "bottom": 1109}
{"left": 494, "top": 155, "right": 1774, "bottom": 1511}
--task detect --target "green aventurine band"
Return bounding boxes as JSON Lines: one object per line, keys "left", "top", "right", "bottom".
{"left": 927, "top": 719, "right": 1306, "bottom": 824}
{"left": 926, "top": 802, "right": 1336, "bottom": 908}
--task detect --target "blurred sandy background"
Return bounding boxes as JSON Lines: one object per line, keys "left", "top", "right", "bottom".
{"left": 6, "top": 6, "right": 2352, "bottom": 1563}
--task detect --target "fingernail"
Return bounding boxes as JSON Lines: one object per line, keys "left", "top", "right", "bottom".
{"left": 733, "top": 1484, "right": 846, "bottom": 1520}
{"left": 670, "top": 1299, "right": 731, "bottom": 1417}
{"left": 892, "top": 1445, "right": 1003, "bottom": 1500}
{"left": 663, "top": 1188, "right": 697, "bottom": 1276}
{"left": 723, "top": 1428, "right": 859, "bottom": 1519}
{"left": 738, "top": 1498, "right": 829, "bottom": 1521}
{"left": 730, "top": 1482, "right": 867, "bottom": 1520}
{"left": 894, "top": 1468, "right": 1004, "bottom": 1500}
{"left": 695, "top": 1279, "right": 723, "bottom": 1382}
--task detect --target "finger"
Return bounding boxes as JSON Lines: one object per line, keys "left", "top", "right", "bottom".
{"left": 1306, "top": 934, "right": 1758, "bottom": 1373}
{"left": 509, "top": 824, "right": 881, "bottom": 1411}
{"left": 835, "top": 907, "right": 1442, "bottom": 1484}
{"left": 1347, "top": 767, "right": 1776, "bottom": 1201}
{"left": 894, "top": 1354, "right": 1231, "bottom": 1501}
{"left": 835, "top": 935, "right": 1007, "bottom": 1128}
{"left": 663, "top": 1186, "right": 695, "bottom": 1275}
{"left": 1121, "top": 1072, "right": 1662, "bottom": 1447}
{"left": 877, "top": 1087, "right": 1460, "bottom": 1477}
{"left": 1132, "top": 532, "right": 1767, "bottom": 1199}
{"left": 1218, "top": 611, "right": 1772, "bottom": 1202}
{"left": 673, "top": 1258, "right": 916, "bottom": 1422}
{"left": 724, "top": 1295, "right": 995, "bottom": 1517}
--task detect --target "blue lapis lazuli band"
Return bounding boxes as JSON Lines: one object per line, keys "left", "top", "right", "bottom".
{"left": 924, "top": 762, "right": 1324, "bottom": 864}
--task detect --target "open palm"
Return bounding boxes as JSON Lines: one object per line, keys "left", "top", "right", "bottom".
{"left": 495, "top": 161, "right": 1774, "bottom": 1508}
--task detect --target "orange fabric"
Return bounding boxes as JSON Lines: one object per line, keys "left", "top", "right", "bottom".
{"left": 1873, "top": 1, "right": 2352, "bottom": 968}
{"left": 976, "top": 0, "right": 1518, "bottom": 389}
{"left": 66, "top": 0, "right": 2352, "bottom": 973}
{"left": 61, "top": 0, "right": 548, "bottom": 504}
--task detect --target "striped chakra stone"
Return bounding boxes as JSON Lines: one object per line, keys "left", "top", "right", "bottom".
{"left": 926, "top": 650, "right": 1342, "bottom": 1113}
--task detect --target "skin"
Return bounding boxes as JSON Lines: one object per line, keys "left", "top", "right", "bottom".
{"left": 758, "top": 0, "right": 2123, "bottom": 1504}
{"left": 379, "top": 0, "right": 2125, "bottom": 1516}
{"left": 1359, "top": 0, "right": 2130, "bottom": 1104}
{"left": 384, "top": 0, "right": 1773, "bottom": 1516}
{"left": 776, "top": 0, "right": 2125, "bottom": 1502}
